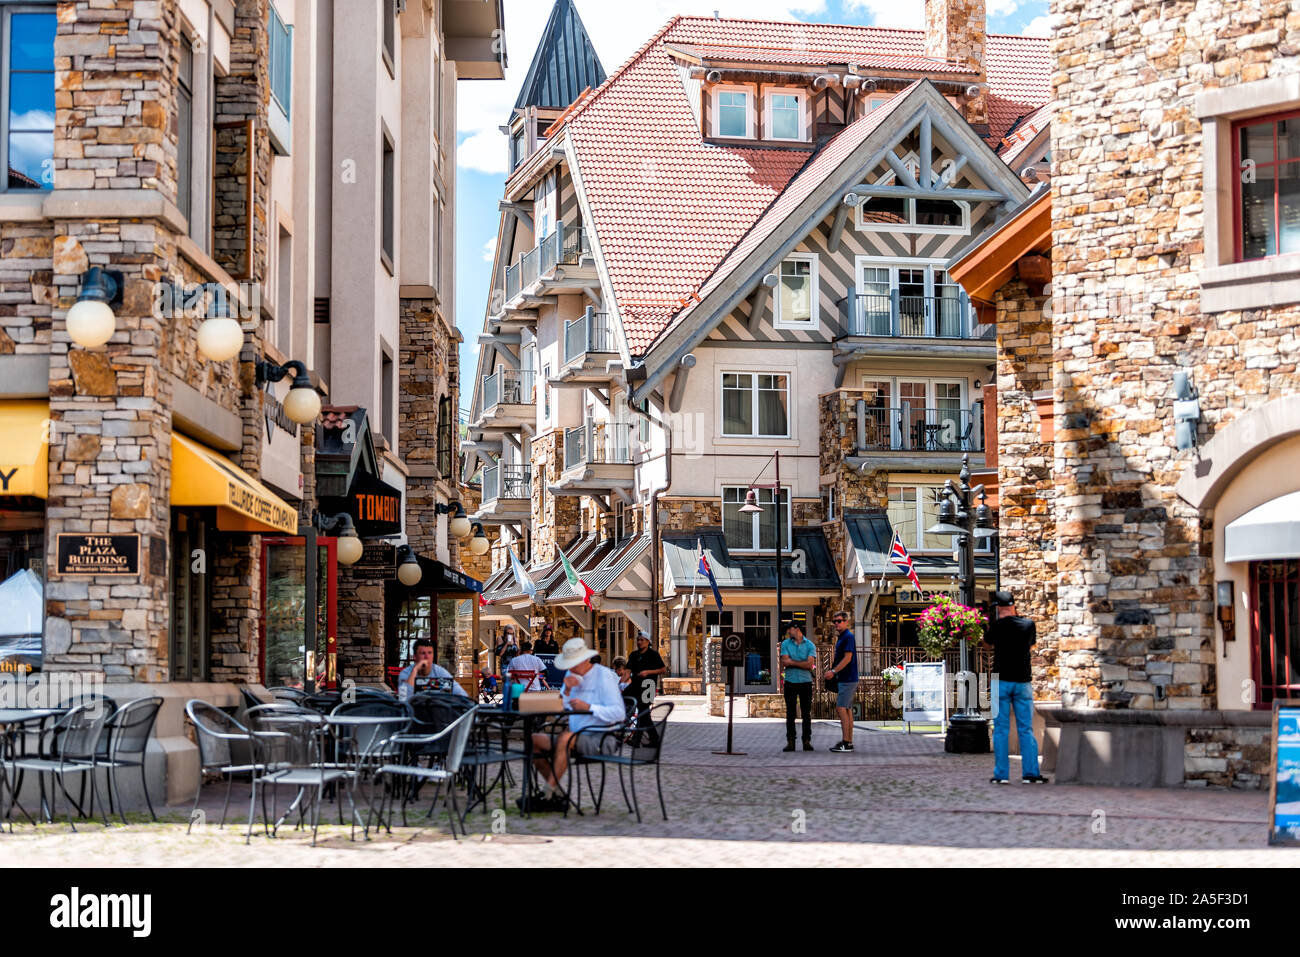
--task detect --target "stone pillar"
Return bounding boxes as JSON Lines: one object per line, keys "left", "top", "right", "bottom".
{"left": 924, "top": 0, "right": 987, "bottom": 131}
{"left": 995, "top": 280, "right": 1057, "bottom": 698}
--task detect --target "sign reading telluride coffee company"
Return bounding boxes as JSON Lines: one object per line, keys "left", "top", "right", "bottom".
{"left": 56, "top": 534, "right": 140, "bottom": 577}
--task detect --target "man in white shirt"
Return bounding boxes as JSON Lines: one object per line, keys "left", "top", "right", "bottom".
{"left": 505, "top": 640, "right": 547, "bottom": 691}
{"left": 397, "top": 638, "right": 469, "bottom": 703}
{"left": 525, "top": 638, "right": 626, "bottom": 811}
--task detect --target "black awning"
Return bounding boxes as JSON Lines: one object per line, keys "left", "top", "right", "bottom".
{"left": 400, "top": 557, "right": 483, "bottom": 599}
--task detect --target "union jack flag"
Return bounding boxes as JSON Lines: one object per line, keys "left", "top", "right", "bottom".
{"left": 890, "top": 531, "right": 923, "bottom": 593}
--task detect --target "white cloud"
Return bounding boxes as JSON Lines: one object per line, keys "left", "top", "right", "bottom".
{"left": 841, "top": 0, "right": 923, "bottom": 29}
{"left": 1020, "top": 14, "right": 1051, "bottom": 36}
{"left": 456, "top": 0, "right": 830, "bottom": 172}
{"left": 482, "top": 237, "right": 497, "bottom": 263}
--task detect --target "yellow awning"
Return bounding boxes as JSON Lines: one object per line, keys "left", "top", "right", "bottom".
{"left": 171, "top": 432, "right": 299, "bottom": 535}
{"left": 0, "top": 401, "right": 49, "bottom": 499}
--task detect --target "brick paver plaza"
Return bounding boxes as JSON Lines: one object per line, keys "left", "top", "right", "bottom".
{"left": 1, "top": 698, "right": 1295, "bottom": 867}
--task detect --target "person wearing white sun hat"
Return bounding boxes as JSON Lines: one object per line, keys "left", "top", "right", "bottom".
{"left": 522, "top": 637, "right": 626, "bottom": 811}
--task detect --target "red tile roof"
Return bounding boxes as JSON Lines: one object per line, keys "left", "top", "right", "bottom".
{"left": 561, "top": 16, "right": 1049, "bottom": 354}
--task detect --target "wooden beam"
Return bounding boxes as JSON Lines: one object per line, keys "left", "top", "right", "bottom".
{"left": 943, "top": 153, "right": 969, "bottom": 185}
{"left": 918, "top": 114, "right": 932, "bottom": 190}
{"left": 586, "top": 386, "right": 610, "bottom": 409}
{"left": 847, "top": 184, "right": 1009, "bottom": 203}
{"left": 747, "top": 274, "right": 779, "bottom": 332}
{"left": 885, "top": 152, "right": 921, "bottom": 190}
{"left": 827, "top": 201, "right": 852, "bottom": 254}
{"left": 668, "top": 354, "right": 696, "bottom": 413}
{"left": 493, "top": 342, "right": 520, "bottom": 370}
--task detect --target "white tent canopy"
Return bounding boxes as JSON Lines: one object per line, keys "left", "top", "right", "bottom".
{"left": 1225, "top": 490, "right": 1300, "bottom": 563}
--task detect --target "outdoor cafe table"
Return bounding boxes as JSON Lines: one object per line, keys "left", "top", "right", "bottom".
{"left": 477, "top": 707, "right": 577, "bottom": 815}
{"left": 0, "top": 708, "right": 66, "bottom": 828}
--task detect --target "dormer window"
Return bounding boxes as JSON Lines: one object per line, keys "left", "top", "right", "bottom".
{"left": 711, "top": 84, "right": 754, "bottom": 139}
{"left": 765, "top": 88, "right": 807, "bottom": 142}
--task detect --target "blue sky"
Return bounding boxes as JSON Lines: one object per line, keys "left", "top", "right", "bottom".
{"left": 453, "top": 0, "right": 1050, "bottom": 409}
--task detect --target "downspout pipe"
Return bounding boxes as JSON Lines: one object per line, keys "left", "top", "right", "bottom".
{"left": 626, "top": 364, "right": 672, "bottom": 671}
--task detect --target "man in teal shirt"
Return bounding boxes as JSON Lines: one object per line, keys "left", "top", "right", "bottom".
{"left": 779, "top": 621, "right": 817, "bottom": 751}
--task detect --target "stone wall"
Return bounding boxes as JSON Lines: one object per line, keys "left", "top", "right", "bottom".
{"left": 530, "top": 429, "right": 581, "bottom": 563}
{"left": 995, "top": 280, "right": 1058, "bottom": 698}
{"left": 924, "top": 0, "right": 987, "bottom": 132}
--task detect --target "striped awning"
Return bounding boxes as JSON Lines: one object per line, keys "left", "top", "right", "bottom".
{"left": 483, "top": 533, "right": 602, "bottom": 603}
{"left": 547, "top": 534, "right": 652, "bottom": 603}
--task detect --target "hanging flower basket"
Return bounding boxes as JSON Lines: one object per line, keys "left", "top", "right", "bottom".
{"left": 881, "top": 665, "right": 905, "bottom": 687}
{"left": 916, "top": 595, "right": 985, "bottom": 659}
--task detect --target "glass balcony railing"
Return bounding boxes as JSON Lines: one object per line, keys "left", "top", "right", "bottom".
{"left": 563, "top": 420, "right": 633, "bottom": 472}
{"left": 852, "top": 403, "right": 983, "bottom": 453}
{"left": 563, "top": 309, "right": 617, "bottom": 365}
{"left": 481, "top": 463, "right": 531, "bottom": 504}
{"left": 844, "top": 293, "right": 992, "bottom": 340}
{"left": 480, "top": 369, "right": 535, "bottom": 413}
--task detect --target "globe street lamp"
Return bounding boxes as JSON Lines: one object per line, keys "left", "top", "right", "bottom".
{"left": 925, "top": 453, "right": 997, "bottom": 754}
{"left": 66, "top": 267, "right": 123, "bottom": 349}
{"left": 468, "top": 522, "right": 490, "bottom": 556}
{"left": 396, "top": 543, "right": 423, "bottom": 587}
{"left": 255, "top": 358, "right": 322, "bottom": 425}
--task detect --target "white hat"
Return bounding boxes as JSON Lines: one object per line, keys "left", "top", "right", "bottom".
{"left": 553, "top": 637, "right": 599, "bottom": 670}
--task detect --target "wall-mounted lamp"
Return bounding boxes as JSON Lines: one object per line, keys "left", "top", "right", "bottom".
{"left": 468, "top": 522, "right": 490, "bottom": 556}
{"left": 1172, "top": 370, "right": 1201, "bottom": 451}
{"left": 396, "top": 543, "right": 423, "bottom": 587}
{"left": 66, "top": 266, "right": 124, "bottom": 349}
{"left": 196, "top": 304, "right": 245, "bottom": 362}
{"left": 1216, "top": 580, "right": 1235, "bottom": 652}
{"left": 436, "top": 501, "right": 472, "bottom": 539}
{"left": 317, "top": 512, "right": 363, "bottom": 566}
{"left": 256, "top": 358, "right": 322, "bottom": 425}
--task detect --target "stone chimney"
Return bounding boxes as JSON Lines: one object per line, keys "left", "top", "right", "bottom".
{"left": 925, "top": 0, "right": 987, "bottom": 132}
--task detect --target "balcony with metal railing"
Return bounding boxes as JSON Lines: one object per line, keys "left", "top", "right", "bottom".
{"left": 474, "top": 462, "right": 533, "bottom": 525}
{"left": 552, "top": 307, "right": 618, "bottom": 384}
{"left": 822, "top": 390, "right": 987, "bottom": 473}
{"left": 552, "top": 419, "right": 636, "bottom": 497}
{"left": 472, "top": 368, "right": 535, "bottom": 432}
{"left": 499, "top": 222, "right": 594, "bottom": 316}
{"left": 837, "top": 292, "right": 995, "bottom": 360}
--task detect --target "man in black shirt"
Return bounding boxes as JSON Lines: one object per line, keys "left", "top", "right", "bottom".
{"left": 983, "top": 591, "right": 1047, "bottom": 785}
{"left": 625, "top": 631, "right": 666, "bottom": 746}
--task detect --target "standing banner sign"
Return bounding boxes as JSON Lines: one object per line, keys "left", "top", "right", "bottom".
{"left": 1269, "top": 701, "right": 1300, "bottom": 846}
{"left": 903, "top": 661, "right": 946, "bottom": 726}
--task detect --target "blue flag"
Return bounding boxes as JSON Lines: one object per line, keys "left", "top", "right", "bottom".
{"left": 697, "top": 542, "right": 723, "bottom": 612}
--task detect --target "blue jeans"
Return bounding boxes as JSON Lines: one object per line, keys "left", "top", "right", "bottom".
{"left": 993, "top": 680, "right": 1040, "bottom": 780}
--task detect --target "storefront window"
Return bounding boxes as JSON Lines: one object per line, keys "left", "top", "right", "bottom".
{"left": 0, "top": 502, "right": 44, "bottom": 674}
{"left": 169, "top": 512, "right": 209, "bottom": 681}
{"left": 263, "top": 542, "right": 329, "bottom": 688}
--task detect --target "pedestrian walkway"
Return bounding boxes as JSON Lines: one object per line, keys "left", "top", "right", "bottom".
{"left": 0, "top": 696, "right": 1293, "bottom": 867}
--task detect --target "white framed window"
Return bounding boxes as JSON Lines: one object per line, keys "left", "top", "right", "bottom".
{"left": 865, "top": 94, "right": 893, "bottom": 113}
{"left": 888, "top": 485, "right": 947, "bottom": 553}
{"left": 855, "top": 152, "right": 970, "bottom": 235}
{"left": 764, "top": 87, "right": 806, "bottom": 142}
{"left": 721, "top": 371, "right": 790, "bottom": 438}
{"left": 712, "top": 85, "right": 754, "bottom": 140}
{"left": 723, "top": 486, "right": 791, "bottom": 552}
{"left": 774, "top": 253, "right": 818, "bottom": 328}
{"left": 853, "top": 256, "right": 970, "bottom": 338}
{"left": 822, "top": 485, "right": 837, "bottom": 522}
{"left": 534, "top": 171, "right": 556, "bottom": 240}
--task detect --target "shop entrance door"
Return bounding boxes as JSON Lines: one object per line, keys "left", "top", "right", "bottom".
{"left": 1251, "top": 558, "right": 1300, "bottom": 707}
{"left": 261, "top": 537, "right": 339, "bottom": 690}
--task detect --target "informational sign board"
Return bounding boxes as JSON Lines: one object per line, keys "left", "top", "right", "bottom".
{"left": 720, "top": 632, "right": 744, "bottom": 668}
{"left": 353, "top": 543, "right": 395, "bottom": 578}
{"left": 55, "top": 534, "right": 140, "bottom": 577}
{"left": 1269, "top": 701, "right": 1300, "bottom": 846}
{"left": 903, "top": 661, "right": 946, "bottom": 724}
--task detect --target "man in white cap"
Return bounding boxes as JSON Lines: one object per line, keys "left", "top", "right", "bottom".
{"left": 524, "top": 636, "right": 626, "bottom": 811}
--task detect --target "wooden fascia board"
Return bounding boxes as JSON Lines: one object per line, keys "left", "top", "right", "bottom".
{"left": 948, "top": 192, "right": 1052, "bottom": 302}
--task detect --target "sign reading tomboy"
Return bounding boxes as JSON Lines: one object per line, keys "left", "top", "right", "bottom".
{"left": 320, "top": 471, "right": 403, "bottom": 538}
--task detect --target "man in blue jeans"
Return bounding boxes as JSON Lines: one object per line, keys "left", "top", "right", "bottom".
{"left": 983, "top": 591, "right": 1048, "bottom": 784}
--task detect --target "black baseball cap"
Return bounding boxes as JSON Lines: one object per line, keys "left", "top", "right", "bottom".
{"left": 992, "top": 590, "right": 1015, "bottom": 607}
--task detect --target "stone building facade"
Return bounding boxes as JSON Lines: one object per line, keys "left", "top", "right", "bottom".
{"left": 0, "top": 0, "right": 505, "bottom": 802}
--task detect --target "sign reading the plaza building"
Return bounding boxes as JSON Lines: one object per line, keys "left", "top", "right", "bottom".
{"left": 354, "top": 543, "right": 396, "bottom": 578}
{"left": 55, "top": 534, "right": 140, "bottom": 577}
{"left": 903, "top": 661, "right": 946, "bottom": 724}
{"left": 320, "top": 471, "right": 403, "bottom": 538}
{"left": 1269, "top": 703, "right": 1300, "bottom": 846}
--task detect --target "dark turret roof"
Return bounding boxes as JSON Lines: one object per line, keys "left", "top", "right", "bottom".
{"left": 513, "top": 0, "right": 606, "bottom": 112}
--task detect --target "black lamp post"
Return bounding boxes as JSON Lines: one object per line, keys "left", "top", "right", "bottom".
{"left": 926, "top": 453, "right": 997, "bottom": 754}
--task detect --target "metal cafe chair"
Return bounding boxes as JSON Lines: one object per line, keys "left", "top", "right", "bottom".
{"left": 97, "top": 697, "right": 163, "bottom": 824}
{"left": 245, "top": 703, "right": 348, "bottom": 847}
{"left": 567, "top": 701, "right": 674, "bottom": 823}
{"left": 369, "top": 706, "right": 478, "bottom": 839}
{"left": 185, "top": 700, "right": 287, "bottom": 838}
{"left": 2, "top": 704, "right": 112, "bottom": 830}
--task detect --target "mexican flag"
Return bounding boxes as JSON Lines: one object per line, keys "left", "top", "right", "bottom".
{"left": 558, "top": 546, "right": 595, "bottom": 609}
